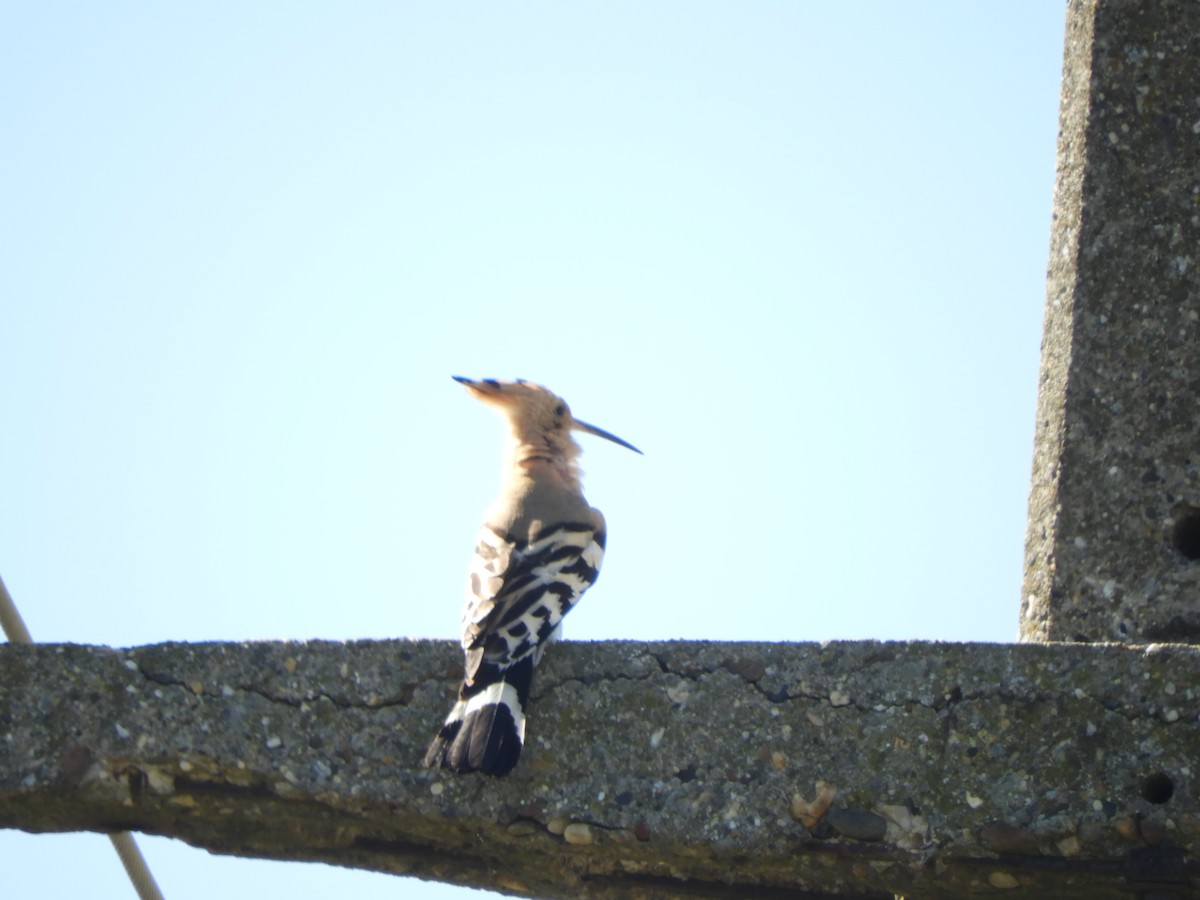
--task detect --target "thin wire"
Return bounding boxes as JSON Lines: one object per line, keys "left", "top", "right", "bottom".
{"left": 0, "top": 573, "right": 166, "bottom": 900}
{"left": 108, "top": 833, "right": 166, "bottom": 900}
{"left": 0, "top": 573, "right": 33, "bottom": 643}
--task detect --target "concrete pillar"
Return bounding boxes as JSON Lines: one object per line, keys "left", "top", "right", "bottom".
{"left": 1022, "top": 0, "right": 1200, "bottom": 643}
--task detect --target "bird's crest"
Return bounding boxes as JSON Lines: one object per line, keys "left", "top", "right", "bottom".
{"left": 452, "top": 377, "right": 640, "bottom": 487}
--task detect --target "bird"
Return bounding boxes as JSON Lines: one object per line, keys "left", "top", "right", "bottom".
{"left": 424, "top": 376, "right": 641, "bottom": 777}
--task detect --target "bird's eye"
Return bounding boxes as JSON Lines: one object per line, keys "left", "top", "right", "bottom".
{"left": 554, "top": 404, "right": 565, "bottom": 416}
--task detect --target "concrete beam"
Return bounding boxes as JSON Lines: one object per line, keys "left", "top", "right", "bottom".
{"left": 1, "top": 639, "right": 1196, "bottom": 898}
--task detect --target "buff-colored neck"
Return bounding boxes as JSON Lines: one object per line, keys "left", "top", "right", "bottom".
{"left": 505, "top": 431, "right": 584, "bottom": 493}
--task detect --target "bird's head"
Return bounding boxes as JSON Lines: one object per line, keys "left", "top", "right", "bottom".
{"left": 452, "top": 377, "right": 642, "bottom": 469}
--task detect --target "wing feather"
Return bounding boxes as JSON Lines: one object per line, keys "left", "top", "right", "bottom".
{"left": 461, "top": 521, "right": 605, "bottom": 685}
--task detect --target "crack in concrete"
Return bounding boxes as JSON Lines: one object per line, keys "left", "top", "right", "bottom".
{"left": 125, "top": 656, "right": 414, "bottom": 713}
{"left": 531, "top": 651, "right": 668, "bottom": 700}
{"left": 131, "top": 649, "right": 1187, "bottom": 735}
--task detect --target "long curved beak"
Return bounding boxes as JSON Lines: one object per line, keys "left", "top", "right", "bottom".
{"left": 574, "top": 419, "right": 643, "bottom": 455}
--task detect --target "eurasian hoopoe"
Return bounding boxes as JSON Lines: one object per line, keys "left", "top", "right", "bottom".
{"left": 424, "top": 377, "right": 641, "bottom": 777}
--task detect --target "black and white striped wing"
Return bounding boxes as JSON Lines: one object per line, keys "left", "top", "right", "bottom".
{"left": 423, "top": 520, "right": 605, "bottom": 776}
{"left": 463, "top": 521, "right": 606, "bottom": 677}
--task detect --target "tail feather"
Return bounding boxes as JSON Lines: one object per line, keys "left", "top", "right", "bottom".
{"left": 424, "top": 657, "right": 535, "bottom": 777}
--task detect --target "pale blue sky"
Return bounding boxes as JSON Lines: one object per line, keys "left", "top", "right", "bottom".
{"left": 2, "top": 4, "right": 1066, "bottom": 897}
